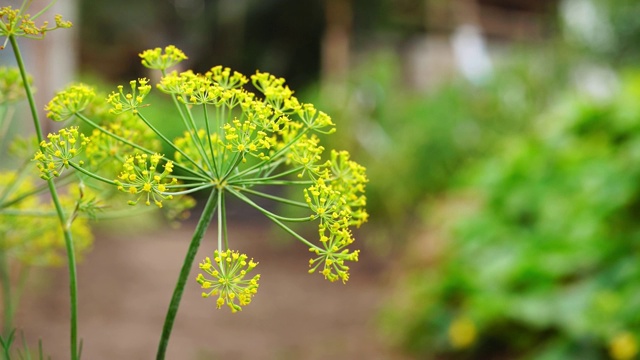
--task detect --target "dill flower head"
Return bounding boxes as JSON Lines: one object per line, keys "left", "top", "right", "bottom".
{"left": 196, "top": 249, "right": 260, "bottom": 313}
{"left": 45, "top": 83, "right": 96, "bottom": 121}
{"left": 107, "top": 78, "right": 151, "bottom": 114}
{"left": 208, "top": 66, "right": 248, "bottom": 90}
{"left": 0, "top": 6, "right": 71, "bottom": 47}
{"left": 33, "top": 127, "right": 90, "bottom": 179}
{"left": 114, "top": 153, "right": 177, "bottom": 207}
{"left": 308, "top": 224, "right": 358, "bottom": 283}
{"left": 139, "top": 45, "right": 188, "bottom": 71}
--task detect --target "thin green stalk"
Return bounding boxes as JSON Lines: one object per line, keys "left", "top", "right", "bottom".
{"left": 0, "top": 247, "right": 12, "bottom": 336}
{"left": 169, "top": 98, "right": 213, "bottom": 177}
{"left": 69, "top": 162, "right": 118, "bottom": 186}
{"left": 75, "top": 113, "right": 207, "bottom": 180}
{"left": 228, "top": 165, "right": 305, "bottom": 185}
{"left": 227, "top": 187, "right": 313, "bottom": 222}
{"left": 180, "top": 104, "right": 215, "bottom": 175}
{"left": 162, "top": 183, "right": 215, "bottom": 196}
{"left": 231, "top": 128, "right": 310, "bottom": 180}
{"left": 136, "top": 112, "right": 212, "bottom": 177}
{"left": 0, "top": 171, "right": 77, "bottom": 210}
{"left": 221, "top": 193, "right": 229, "bottom": 250}
{"left": 217, "top": 190, "right": 223, "bottom": 252}
{"left": 231, "top": 186, "right": 308, "bottom": 208}
{"left": 10, "top": 34, "right": 80, "bottom": 360}
{"left": 202, "top": 104, "right": 219, "bottom": 177}
{"left": 227, "top": 187, "right": 319, "bottom": 250}
{"left": 156, "top": 189, "right": 218, "bottom": 360}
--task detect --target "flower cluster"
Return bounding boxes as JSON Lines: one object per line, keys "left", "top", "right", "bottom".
{"left": 33, "top": 127, "right": 90, "bottom": 180}
{"left": 196, "top": 249, "right": 260, "bottom": 313}
{"left": 222, "top": 118, "right": 273, "bottom": 162}
{"left": 139, "top": 45, "right": 188, "bottom": 71}
{"left": 106, "top": 78, "right": 151, "bottom": 114}
{"left": 28, "top": 45, "right": 368, "bottom": 316}
{"left": 0, "top": 6, "right": 71, "bottom": 48}
{"left": 45, "top": 83, "right": 96, "bottom": 121}
{"left": 114, "top": 153, "right": 177, "bottom": 207}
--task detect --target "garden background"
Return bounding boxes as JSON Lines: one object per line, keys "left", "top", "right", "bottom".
{"left": 3, "top": 0, "right": 640, "bottom": 359}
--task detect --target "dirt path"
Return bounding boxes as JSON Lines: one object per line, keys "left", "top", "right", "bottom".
{"left": 15, "top": 222, "right": 402, "bottom": 359}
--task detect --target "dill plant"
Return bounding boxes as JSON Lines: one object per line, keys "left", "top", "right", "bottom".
{"left": 2, "top": 2, "right": 368, "bottom": 358}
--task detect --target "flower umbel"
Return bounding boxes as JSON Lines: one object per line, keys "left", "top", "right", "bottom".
{"left": 308, "top": 225, "right": 358, "bottom": 283}
{"left": 139, "top": 45, "right": 188, "bottom": 71}
{"left": 0, "top": 6, "right": 72, "bottom": 49}
{"left": 197, "top": 249, "right": 260, "bottom": 313}
{"left": 114, "top": 153, "right": 177, "bottom": 207}
{"left": 107, "top": 78, "right": 151, "bottom": 114}
{"left": 33, "top": 127, "right": 90, "bottom": 180}
{"left": 45, "top": 83, "right": 96, "bottom": 121}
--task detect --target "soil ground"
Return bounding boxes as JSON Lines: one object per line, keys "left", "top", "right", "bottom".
{"left": 14, "top": 220, "right": 405, "bottom": 359}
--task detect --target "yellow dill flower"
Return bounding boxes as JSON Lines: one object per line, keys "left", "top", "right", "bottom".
{"left": 325, "top": 150, "right": 368, "bottom": 227}
{"left": 222, "top": 118, "right": 271, "bottom": 162}
{"left": 288, "top": 134, "right": 326, "bottom": 178}
{"left": 251, "top": 71, "right": 300, "bottom": 114}
{"left": 139, "top": 45, "right": 188, "bottom": 71}
{"left": 304, "top": 179, "right": 347, "bottom": 225}
{"left": 114, "top": 153, "right": 177, "bottom": 207}
{"left": 196, "top": 249, "right": 260, "bottom": 313}
{"left": 157, "top": 70, "right": 193, "bottom": 96}
{"left": 610, "top": 332, "right": 639, "bottom": 360}
{"left": 0, "top": 6, "right": 71, "bottom": 48}
{"left": 296, "top": 103, "right": 335, "bottom": 133}
{"left": 448, "top": 317, "right": 477, "bottom": 349}
{"left": 308, "top": 225, "right": 358, "bottom": 283}
{"left": 33, "top": 127, "right": 90, "bottom": 179}
{"left": 107, "top": 78, "right": 152, "bottom": 114}
{"left": 208, "top": 66, "right": 248, "bottom": 90}
{"left": 45, "top": 83, "right": 96, "bottom": 121}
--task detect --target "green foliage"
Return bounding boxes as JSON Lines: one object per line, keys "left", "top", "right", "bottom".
{"left": 381, "top": 70, "right": 640, "bottom": 359}
{"left": 304, "top": 47, "right": 571, "bottom": 240}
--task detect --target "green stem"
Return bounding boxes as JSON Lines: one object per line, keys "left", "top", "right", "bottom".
{"left": 227, "top": 187, "right": 319, "bottom": 249}
{"left": 136, "top": 112, "right": 211, "bottom": 178}
{"left": 0, "top": 246, "right": 11, "bottom": 336}
{"left": 10, "top": 34, "right": 80, "bottom": 360}
{"left": 228, "top": 165, "right": 305, "bottom": 185}
{"left": 156, "top": 189, "right": 218, "bottom": 360}
{"left": 217, "top": 190, "right": 223, "bottom": 252}
{"left": 228, "top": 187, "right": 314, "bottom": 222}
{"left": 230, "top": 128, "right": 310, "bottom": 180}
{"left": 202, "top": 104, "right": 219, "bottom": 177}
{"left": 75, "top": 113, "right": 207, "bottom": 180}
{"left": 231, "top": 186, "right": 308, "bottom": 207}
{"left": 181, "top": 104, "right": 215, "bottom": 175}
{"left": 69, "top": 162, "right": 118, "bottom": 186}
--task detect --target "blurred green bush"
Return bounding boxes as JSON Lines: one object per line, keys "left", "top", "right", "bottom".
{"left": 303, "top": 47, "right": 571, "bottom": 243}
{"left": 380, "top": 69, "right": 640, "bottom": 359}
